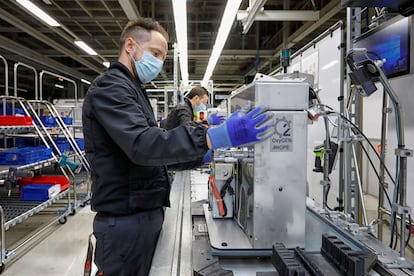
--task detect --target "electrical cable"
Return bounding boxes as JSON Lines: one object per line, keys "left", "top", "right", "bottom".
{"left": 322, "top": 177, "right": 333, "bottom": 211}
{"left": 392, "top": 211, "right": 399, "bottom": 249}
{"left": 357, "top": 141, "right": 392, "bottom": 206}
{"left": 323, "top": 110, "right": 403, "bottom": 248}
{"left": 312, "top": 92, "right": 336, "bottom": 210}
{"left": 390, "top": 157, "right": 400, "bottom": 248}
{"left": 406, "top": 214, "right": 412, "bottom": 248}
{"left": 325, "top": 110, "right": 396, "bottom": 187}
{"left": 336, "top": 112, "right": 400, "bottom": 248}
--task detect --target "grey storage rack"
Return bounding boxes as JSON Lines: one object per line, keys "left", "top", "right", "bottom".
{"left": 38, "top": 70, "right": 91, "bottom": 211}
{"left": 26, "top": 98, "right": 91, "bottom": 211}
{"left": 0, "top": 94, "right": 72, "bottom": 272}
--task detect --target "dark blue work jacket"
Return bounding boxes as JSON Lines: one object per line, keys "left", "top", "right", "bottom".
{"left": 82, "top": 61, "right": 208, "bottom": 216}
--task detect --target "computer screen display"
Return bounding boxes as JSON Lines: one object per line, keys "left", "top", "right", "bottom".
{"left": 354, "top": 17, "right": 410, "bottom": 78}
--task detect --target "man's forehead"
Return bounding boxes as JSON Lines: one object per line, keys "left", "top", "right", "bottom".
{"left": 143, "top": 32, "right": 168, "bottom": 56}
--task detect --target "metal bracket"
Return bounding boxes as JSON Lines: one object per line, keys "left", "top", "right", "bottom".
{"left": 395, "top": 148, "right": 413, "bottom": 157}
{"left": 393, "top": 204, "right": 411, "bottom": 216}
{"left": 320, "top": 179, "right": 330, "bottom": 186}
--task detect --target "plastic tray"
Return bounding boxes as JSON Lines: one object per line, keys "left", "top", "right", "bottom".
{"left": 0, "top": 116, "right": 33, "bottom": 126}
{"left": 18, "top": 175, "right": 70, "bottom": 195}
{"left": 0, "top": 146, "right": 52, "bottom": 165}
{"left": 21, "top": 184, "right": 53, "bottom": 201}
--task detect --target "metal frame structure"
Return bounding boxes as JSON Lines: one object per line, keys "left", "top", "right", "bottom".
{"left": 0, "top": 56, "right": 90, "bottom": 271}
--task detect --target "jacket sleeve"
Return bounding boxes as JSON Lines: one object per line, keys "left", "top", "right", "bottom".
{"left": 90, "top": 82, "right": 208, "bottom": 166}
{"left": 167, "top": 157, "right": 204, "bottom": 171}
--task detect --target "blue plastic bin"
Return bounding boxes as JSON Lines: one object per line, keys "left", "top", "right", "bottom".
{"left": 21, "top": 184, "right": 53, "bottom": 201}
{"left": 39, "top": 116, "right": 57, "bottom": 127}
{"left": 0, "top": 146, "right": 53, "bottom": 165}
{"left": 62, "top": 117, "right": 73, "bottom": 125}
{"left": 75, "top": 138, "right": 84, "bottom": 150}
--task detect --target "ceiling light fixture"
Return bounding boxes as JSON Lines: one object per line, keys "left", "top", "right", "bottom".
{"left": 202, "top": 0, "right": 242, "bottom": 87}
{"left": 172, "top": 0, "right": 189, "bottom": 86}
{"left": 16, "top": 0, "right": 60, "bottom": 27}
{"left": 102, "top": 61, "right": 110, "bottom": 68}
{"left": 81, "top": 79, "right": 91, "bottom": 85}
{"left": 74, "top": 40, "right": 98, "bottom": 56}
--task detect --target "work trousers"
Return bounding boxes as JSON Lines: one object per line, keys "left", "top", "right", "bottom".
{"left": 93, "top": 208, "right": 164, "bottom": 276}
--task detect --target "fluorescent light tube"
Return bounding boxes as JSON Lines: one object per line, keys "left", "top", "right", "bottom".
{"left": 16, "top": 0, "right": 60, "bottom": 27}
{"left": 74, "top": 40, "right": 98, "bottom": 56}
{"left": 172, "top": 0, "right": 189, "bottom": 86}
{"left": 202, "top": 0, "right": 242, "bottom": 87}
{"left": 54, "top": 84, "right": 64, "bottom": 89}
{"left": 81, "top": 79, "right": 91, "bottom": 85}
{"left": 102, "top": 61, "right": 110, "bottom": 68}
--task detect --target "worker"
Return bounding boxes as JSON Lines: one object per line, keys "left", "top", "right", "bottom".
{"left": 162, "top": 85, "right": 209, "bottom": 130}
{"left": 82, "top": 17, "right": 275, "bottom": 276}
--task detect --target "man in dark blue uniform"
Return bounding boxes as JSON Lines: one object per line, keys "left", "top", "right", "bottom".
{"left": 82, "top": 18, "right": 275, "bottom": 276}
{"left": 162, "top": 85, "right": 209, "bottom": 130}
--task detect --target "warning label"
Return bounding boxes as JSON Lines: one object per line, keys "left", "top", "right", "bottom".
{"left": 270, "top": 114, "right": 293, "bottom": 152}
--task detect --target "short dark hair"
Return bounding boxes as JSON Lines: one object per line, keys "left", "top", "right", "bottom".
{"left": 119, "top": 18, "right": 169, "bottom": 52}
{"left": 187, "top": 86, "right": 209, "bottom": 99}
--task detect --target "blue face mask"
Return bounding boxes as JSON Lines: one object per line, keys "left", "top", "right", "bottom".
{"left": 132, "top": 51, "right": 163, "bottom": 83}
{"left": 194, "top": 103, "right": 206, "bottom": 113}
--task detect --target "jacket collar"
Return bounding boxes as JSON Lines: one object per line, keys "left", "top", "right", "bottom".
{"left": 109, "top": 61, "right": 153, "bottom": 109}
{"left": 184, "top": 98, "right": 194, "bottom": 113}
{"left": 109, "top": 61, "right": 142, "bottom": 86}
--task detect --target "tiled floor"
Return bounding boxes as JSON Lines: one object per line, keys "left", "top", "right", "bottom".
{"left": 1, "top": 191, "right": 413, "bottom": 275}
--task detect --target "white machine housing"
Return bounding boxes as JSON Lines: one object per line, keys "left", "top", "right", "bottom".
{"left": 228, "top": 77, "right": 309, "bottom": 248}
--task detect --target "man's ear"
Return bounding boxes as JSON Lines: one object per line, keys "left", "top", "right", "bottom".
{"left": 125, "top": 37, "right": 135, "bottom": 54}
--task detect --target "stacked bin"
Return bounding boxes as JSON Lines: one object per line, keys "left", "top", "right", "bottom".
{"left": 0, "top": 146, "right": 53, "bottom": 165}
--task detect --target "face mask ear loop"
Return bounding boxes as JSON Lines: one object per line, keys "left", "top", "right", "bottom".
{"left": 129, "top": 53, "right": 139, "bottom": 80}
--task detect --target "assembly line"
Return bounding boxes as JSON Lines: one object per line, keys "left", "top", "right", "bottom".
{"left": 0, "top": 1, "right": 414, "bottom": 276}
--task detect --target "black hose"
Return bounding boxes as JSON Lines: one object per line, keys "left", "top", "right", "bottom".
{"left": 406, "top": 214, "right": 412, "bottom": 248}
{"left": 358, "top": 141, "right": 392, "bottom": 206}
{"left": 326, "top": 110, "right": 397, "bottom": 187}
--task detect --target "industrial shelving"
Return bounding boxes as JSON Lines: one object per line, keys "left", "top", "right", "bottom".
{"left": 0, "top": 57, "right": 90, "bottom": 272}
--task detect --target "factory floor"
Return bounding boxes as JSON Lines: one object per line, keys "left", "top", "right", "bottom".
{"left": 1, "top": 190, "right": 413, "bottom": 275}
{"left": 1, "top": 205, "right": 96, "bottom": 276}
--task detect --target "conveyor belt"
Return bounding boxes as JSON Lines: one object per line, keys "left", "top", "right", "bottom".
{"left": 150, "top": 171, "right": 192, "bottom": 276}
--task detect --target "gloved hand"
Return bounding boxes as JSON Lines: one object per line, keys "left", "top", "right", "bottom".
{"left": 207, "top": 104, "right": 275, "bottom": 149}
{"left": 203, "top": 149, "right": 212, "bottom": 163}
{"left": 207, "top": 114, "right": 225, "bottom": 125}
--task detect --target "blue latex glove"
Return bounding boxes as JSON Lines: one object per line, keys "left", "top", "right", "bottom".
{"left": 207, "top": 114, "right": 225, "bottom": 125}
{"left": 207, "top": 105, "right": 275, "bottom": 149}
{"left": 203, "top": 149, "right": 212, "bottom": 163}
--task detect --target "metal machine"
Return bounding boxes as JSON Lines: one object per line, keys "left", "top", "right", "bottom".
{"left": 206, "top": 75, "right": 309, "bottom": 251}
{"left": 200, "top": 71, "right": 414, "bottom": 275}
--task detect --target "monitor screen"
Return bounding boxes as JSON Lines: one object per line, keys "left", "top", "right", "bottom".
{"left": 354, "top": 17, "right": 410, "bottom": 78}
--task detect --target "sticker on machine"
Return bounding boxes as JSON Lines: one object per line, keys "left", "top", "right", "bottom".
{"left": 270, "top": 114, "right": 293, "bottom": 152}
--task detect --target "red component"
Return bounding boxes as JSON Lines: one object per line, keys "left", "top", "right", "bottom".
{"left": 18, "top": 175, "right": 70, "bottom": 195}
{"left": 0, "top": 116, "right": 32, "bottom": 126}
{"left": 84, "top": 260, "right": 91, "bottom": 271}
{"left": 209, "top": 175, "right": 226, "bottom": 217}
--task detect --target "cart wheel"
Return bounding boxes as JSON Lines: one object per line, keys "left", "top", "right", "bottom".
{"left": 59, "top": 216, "right": 67, "bottom": 224}
{"left": 80, "top": 202, "right": 86, "bottom": 208}
{"left": 69, "top": 209, "right": 76, "bottom": 216}
{"left": 0, "top": 263, "right": 4, "bottom": 274}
